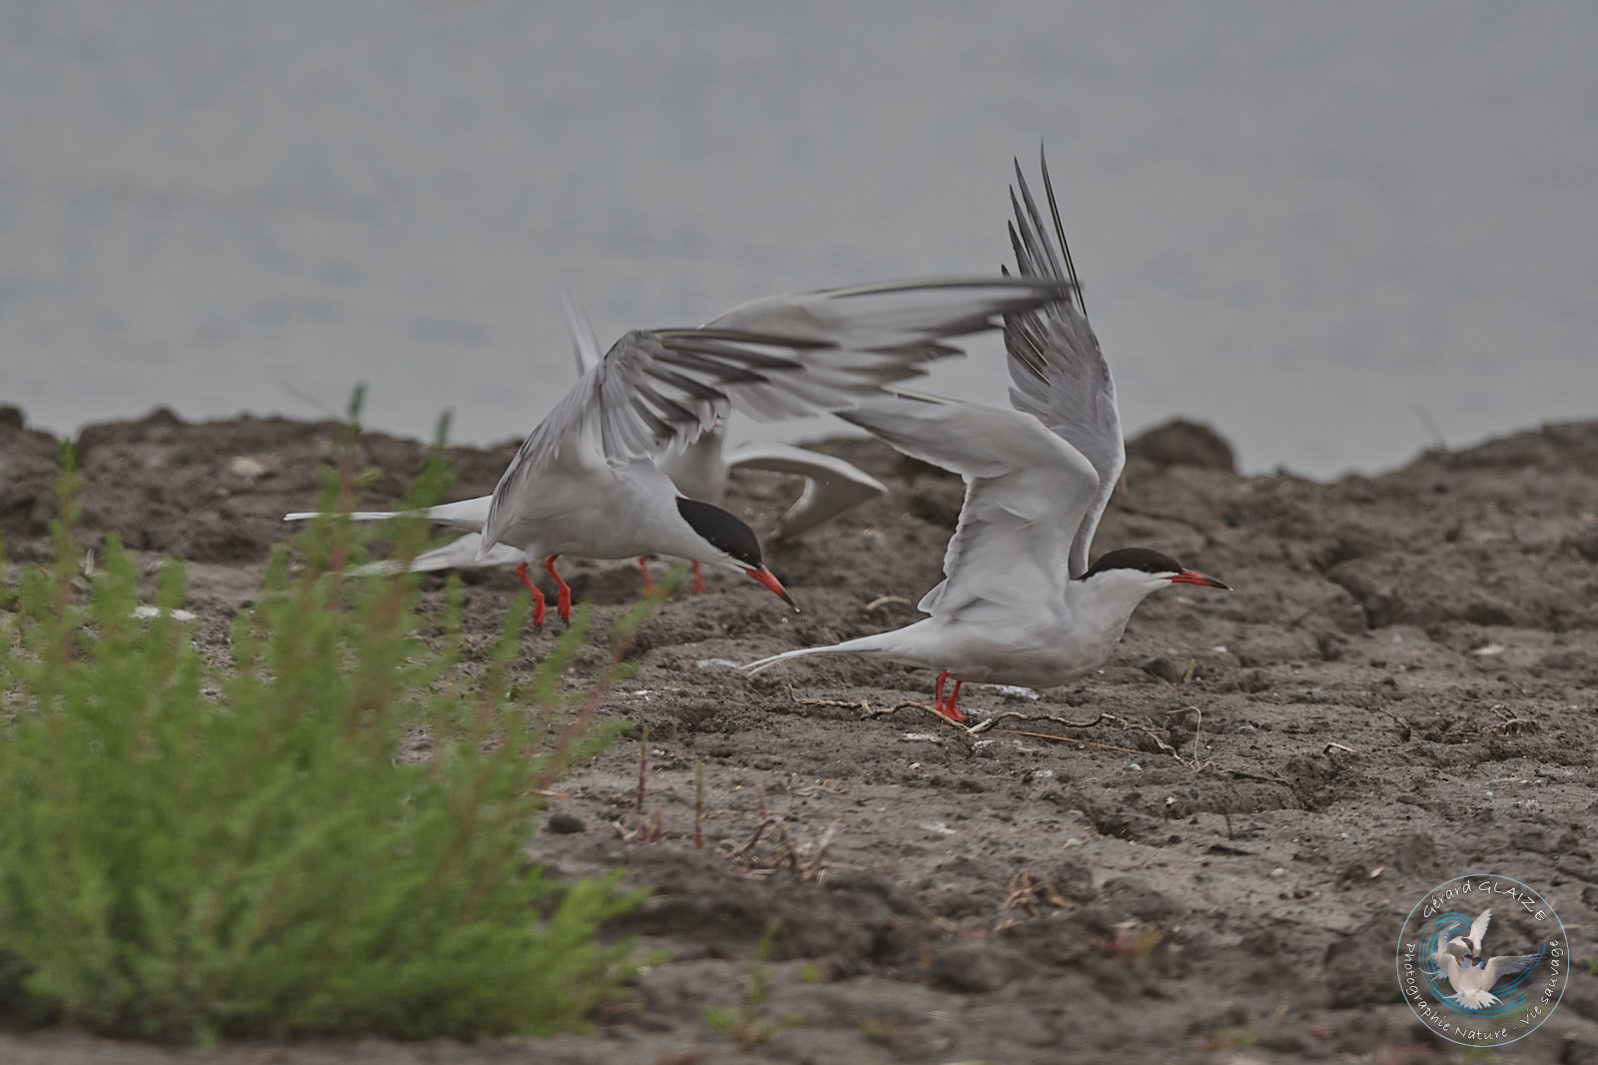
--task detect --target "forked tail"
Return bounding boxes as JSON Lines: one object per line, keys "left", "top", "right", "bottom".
{"left": 284, "top": 509, "right": 411, "bottom": 523}
{"left": 1451, "top": 989, "right": 1500, "bottom": 1010}
{"left": 742, "top": 634, "right": 891, "bottom": 674}
{"left": 282, "top": 494, "right": 493, "bottom": 532}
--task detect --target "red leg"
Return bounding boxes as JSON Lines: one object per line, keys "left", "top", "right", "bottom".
{"left": 932, "top": 671, "right": 969, "bottom": 725}
{"left": 691, "top": 561, "right": 706, "bottom": 594}
{"left": 515, "top": 561, "right": 547, "bottom": 628}
{"left": 637, "top": 556, "right": 656, "bottom": 594}
{"left": 544, "top": 555, "right": 572, "bottom": 623}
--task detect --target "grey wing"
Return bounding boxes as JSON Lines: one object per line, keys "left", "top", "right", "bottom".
{"left": 1483, "top": 953, "right": 1541, "bottom": 986}
{"left": 726, "top": 440, "right": 887, "bottom": 540}
{"left": 563, "top": 292, "right": 604, "bottom": 375}
{"left": 708, "top": 275, "right": 1071, "bottom": 359}
{"left": 839, "top": 391, "right": 1098, "bottom": 619}
{"left": 486, "top": 276, "right": 1068, "bottom": 548}
{"left": 1005, "top": 149, "right": 1123, "bottom": 579}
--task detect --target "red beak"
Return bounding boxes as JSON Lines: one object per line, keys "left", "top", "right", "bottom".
{"left": 744, "top": 566, "right": 798, "bottom": 611}
{"left": 1169, "top": 569, "right": 1230, "bottom": 590}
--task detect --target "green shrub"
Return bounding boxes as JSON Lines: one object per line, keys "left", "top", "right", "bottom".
{"left": 0, "top": 439, "right": 648, "bottom": 1043}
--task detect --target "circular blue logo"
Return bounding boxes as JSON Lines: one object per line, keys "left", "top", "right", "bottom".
{"left": 1396, "top": 873, "right": 1567, "bottom": 1047}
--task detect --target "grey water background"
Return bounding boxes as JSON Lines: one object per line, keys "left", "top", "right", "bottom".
{"left": 2, "top": 1, "right": 1594, "bottom": 478}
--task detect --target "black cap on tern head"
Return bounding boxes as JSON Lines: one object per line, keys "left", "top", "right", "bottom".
{"left": 1080, "top": 547, "right": 1183, "bottom": 579}
{"left": 676, "top": 497, "right": 764, "bottom": 568}
{"left": 1080, "top": 547, "right": 1232, "bottom": 590}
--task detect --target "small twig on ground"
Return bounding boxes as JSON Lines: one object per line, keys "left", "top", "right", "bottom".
{"left": 614, "top": 809, "right": 661, "bottom": 844}
{"left": 1373, "top": 706, "right": 1413, "bottom": 741}
{"left": 966, "top": 709, "right": 1125, "bottom": 735}
{"left": 996, "top": 868, "right": 1072, "bottom": 930}
{"left": 1323, "top": 741, "right": 1355, "bottom": 756}
{"left": 863, "top": 595, "right": 913, "bottom": 611}
{"left": 1161, "top": 706, "right": 1211, "bottom": 772}
{"left": 611, "top": 723, "right": 661, "bottom": 844}
{"left": 1483, "top": 703, "right": 1538, "bottom": 736}
{"left": 720, "top": 815, "right": 834, "bottom": 881}
{"left": 991, "top": 729, "right": 1145, "bottom": 756}
{"left": 796, "top": 697, "right": 877, "bottom": 714}
{"left": 722, "top": 818, "right": 779, "bottom": 861}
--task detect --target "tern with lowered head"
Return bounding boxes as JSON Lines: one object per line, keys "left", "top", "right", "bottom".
{"left": 744, "top": 152, "right": 1229, "bottom": 722}
{"left": 562, "top": 293, "right": 890, "bottom": 593}
{"left": 287, "top": 275, "right": 1071, "bottom": 625}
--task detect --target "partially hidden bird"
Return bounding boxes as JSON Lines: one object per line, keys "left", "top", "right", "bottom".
{"left": 743, "top": 151, "right": 1229, "bottom": 722}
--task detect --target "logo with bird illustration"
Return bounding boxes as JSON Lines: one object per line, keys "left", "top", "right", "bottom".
{"left": 1396, "top": 874, "right": 1567, "bottom": 1048}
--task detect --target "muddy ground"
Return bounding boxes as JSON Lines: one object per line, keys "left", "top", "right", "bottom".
{"left": 2, "top": 405, "right": 1598, "bottom": 1064}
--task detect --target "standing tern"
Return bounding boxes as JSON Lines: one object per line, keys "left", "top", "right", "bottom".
{"left": 743, "top": 152, "right": 1229, "bottom": 722}
{"left": 563, "top": 293, "right": 888, "bottom": 592}
{"left": 287, "top": 276, "right": 1072, "bottom": 625}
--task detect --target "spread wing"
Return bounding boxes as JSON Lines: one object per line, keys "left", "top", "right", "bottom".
{"left": 484, "top": 276, "right": 1069, "bottom": 548}
{"left": 726, "top": 441, "right": 887, "bottom": 540}
{"left": 1482, "top": 953, "right": 1540, "bottom": 986}
{"left": 1004, "top": 149, "right": 1123, "bottom": 579}
{"left": 1468, "top": 909, "right": 1493, "bottom": 954}
{"left": 840, "top": 391, "right": 1098, "bottom": 620}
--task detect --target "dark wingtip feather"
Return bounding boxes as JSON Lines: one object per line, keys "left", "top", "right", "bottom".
{"left": 1038, "top": 145, "right": 1086, "bottom": 319}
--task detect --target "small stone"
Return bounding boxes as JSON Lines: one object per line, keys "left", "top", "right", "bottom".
{"left": 228, "top": 455, "right": 269, "bottom": 480}
{"left": 1141, "top": 656, "right": 1187, "bottom": 684}
{"left": 547, "top": 811, "right": 585, "bottom": 834}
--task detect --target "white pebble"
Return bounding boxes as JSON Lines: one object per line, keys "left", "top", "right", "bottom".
{"left": 228, "top": 455, "right": 268, "bottom": 479}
